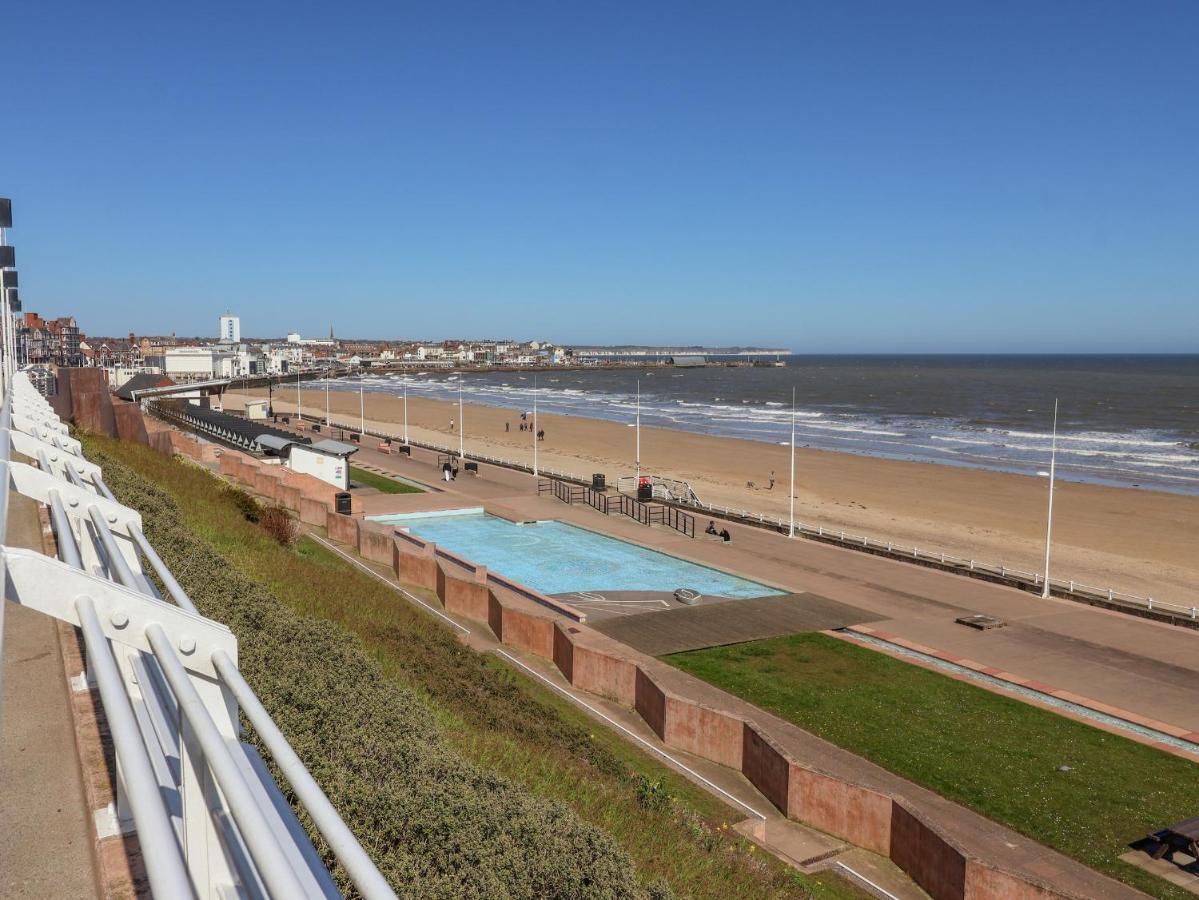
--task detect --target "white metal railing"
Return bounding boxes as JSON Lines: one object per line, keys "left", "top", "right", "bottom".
{"left": 0, "top": 372, "right": 398, "bottom": 899}
{"left": 675, "top": 496, "right": 1196, "bottom": 620}
{"left": 615, "top": 473, "right": 702, "bottom": 504}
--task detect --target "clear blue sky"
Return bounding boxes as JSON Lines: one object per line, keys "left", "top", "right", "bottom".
{"left": 3, "top": 1, "right": 1196, "bottom": 351}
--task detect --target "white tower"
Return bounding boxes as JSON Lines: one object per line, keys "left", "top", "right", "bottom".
{"left": 219, "top": 313, "right": 241, "bottom": 344}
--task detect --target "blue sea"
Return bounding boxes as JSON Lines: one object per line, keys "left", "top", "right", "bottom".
{"left": 330, "top": 355, "right": 1199, "bottom": 495}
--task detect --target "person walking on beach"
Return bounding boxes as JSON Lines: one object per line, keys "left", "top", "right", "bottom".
{"left": 450, "top": 417, "right": 455, "bottom": 431}
{"left": 505, "top": 421, "right": 510, "bottom": 433}
{"left": 768, "top": 470, "right": 776, "bottom": 491}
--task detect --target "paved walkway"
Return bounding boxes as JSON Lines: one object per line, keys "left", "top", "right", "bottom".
{"left": 337, "top": 433, "right": 1199, "bottom": 738}
{"left": 590, "top": 592, "right": 873, "bottom": 655}
{"left": 0, "top": 492, "right": 96, "bottom": 900}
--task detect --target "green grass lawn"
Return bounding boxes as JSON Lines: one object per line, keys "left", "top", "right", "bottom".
{"left": 667, "top": 633, "right": 1199, "bottom": 899}
{"left": 349, "top": 464, "right": 423, "bottom": 493}
{"left": 84, "top": 434, "right": 860, "bottom": 899}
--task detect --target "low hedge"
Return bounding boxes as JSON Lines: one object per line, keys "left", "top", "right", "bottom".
{"left": 86, "top": 441, "right": 653, "bottom": 898}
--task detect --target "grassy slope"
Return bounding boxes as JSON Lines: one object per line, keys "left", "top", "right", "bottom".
{"left": 86, "top": 434, "right": 859, "bottom": 899}
{"left": 350, "top": 465, "right": 424, "bottom": 494}
{"left": 668, "top": 633, "right": 1198, "bottom": 899}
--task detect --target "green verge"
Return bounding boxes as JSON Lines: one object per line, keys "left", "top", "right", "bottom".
{"left": 667, "top": 633, "right": 1199, "bottom": 900}
{"left": 81, "top": 434, "right": 860, "bottom": 900}
{"left": 350, "top": 465, "right": 424, "bottom": 494}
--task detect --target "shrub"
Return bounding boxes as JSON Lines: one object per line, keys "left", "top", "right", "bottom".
{"left": 635, "top": 775, "right": 673, "bottom": 812}
{"left": 259, "top": 504, "right": 298, "bottom": 545}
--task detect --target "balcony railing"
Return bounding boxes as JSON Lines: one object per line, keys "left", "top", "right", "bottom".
{"left": 0, "top": 371, "right": 396, "bottom": 899}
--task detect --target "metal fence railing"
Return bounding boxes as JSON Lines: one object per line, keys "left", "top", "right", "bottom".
{"left": 243, "top": 413, "right": 1194, "bottom": 625}
{"left": 1, "top": 372, "right": 398, "bottom": 898}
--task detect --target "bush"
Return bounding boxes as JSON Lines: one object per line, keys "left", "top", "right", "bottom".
{"left": 224, "top": 484, "right": 263, "bottom": 522}
{"left": 259, "top": 504, "right": 298, "bottom": 545}
{"left": 83, "top": 440, "right": 653, "bottom": 899}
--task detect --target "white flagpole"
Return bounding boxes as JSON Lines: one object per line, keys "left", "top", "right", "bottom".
{"left": 635, "top": 380, "right": 641, "bottom": 488}
{"left": 359, "top": 369, "right": 365, "bottom": 435}
{"left": 789, "top": 386, "right": 796, "bottom": 538}
{"left": 458, "top": 385, "right": 464, "bottom": 460}
{"left": 532, "top": 374, "right": 539, "bottom": 476}
{"left": 403, "top": 382, "right": 409, "bottom": 445}
{"left": 1041, "top": 398, "right": 1059, "bottom": 598}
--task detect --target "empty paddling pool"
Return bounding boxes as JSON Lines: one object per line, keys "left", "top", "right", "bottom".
{"left": 368, "top": 512, "right": 782, "bottom": 598}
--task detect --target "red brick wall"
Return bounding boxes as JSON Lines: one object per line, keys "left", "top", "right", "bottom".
{"left": 635, "top": 668, "right": 667, "bottom": 739}
{"left": 889, "top": 804, "right": 968, "bottom": 900}
{"left": 964, "top": 861, "right": 1061, "bottom": 900}
{"left": 357, "top": 522, "right": 398, "bottom": 568}
{"left": 498, "top": 604, "right": 555, "bottom": 657}
{"left": 299, "top": 496, "right": 329, "bottom": 528}
{"left": 568, "top": 643, "right": 638, "bottom": 706}
{"left": 327, "top": 513, "right": 360, "bottom": 547}
{"left": 441, "top": 568, "right": 491, "bottom": 621}
{"left": 112, "top": 402, "right": 149, "bottom": 445}
{"left": 396, "top": 544, "right": 439, "bottom": 591}
{"left": 741, "top": 725, "right": 790, "bottom": 814}
{"left": 788, "top": 766, "right": 892, "bottom": 855}
{"left": 663, "top": 697, "right": 744, "bottom": 769}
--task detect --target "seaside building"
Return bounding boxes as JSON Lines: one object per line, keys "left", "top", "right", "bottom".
{"left": 218, "top": 312, "right": 241, "bottom": 344}
{"left": 18, "top": 312, "right": 86, "bottom": 367}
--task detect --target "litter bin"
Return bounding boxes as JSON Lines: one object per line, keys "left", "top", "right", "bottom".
{"left": 637, "top": 476, "right": 653, "bottom": 502}
{"left": 398, "top": 445, "right": 411, "bottom": 456}
{"left": 464, "top": 461, "right": 478, "bottom": 474}
{"left": 592, "top": 473, "right": 606, "bottom": 491}
{"left": 312, "top": 424, "right": 322, "bottom": 433}
{"left": 335, "top": 492, "right": 352, "bottom": 515}
{"left": 350, "top": 432, "right": 360, "bottom": 443}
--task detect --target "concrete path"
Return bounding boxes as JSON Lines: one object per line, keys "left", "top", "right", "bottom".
{"left": 335, "top": 433, "right": 1199, "bottom": 738}
{"left": 0, "top": 492, "right": 96, "bottom": 900}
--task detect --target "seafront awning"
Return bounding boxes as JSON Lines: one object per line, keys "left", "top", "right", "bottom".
{"left": 254, "top": 434, "right": 298, "bottom": 453}
{"left": 308, "top": 438, "right": 359, "bottom": 457}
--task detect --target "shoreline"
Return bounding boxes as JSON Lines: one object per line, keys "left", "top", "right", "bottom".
{"left": 308, "top": 371, "right": 1199, "bottom": 497}
{"left": 225, "top": 387, "right": 1199, "bottom": 606}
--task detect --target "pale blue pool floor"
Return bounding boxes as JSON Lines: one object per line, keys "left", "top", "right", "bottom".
{"left": 369, "top": 513, "right": 780, "bottom": 598}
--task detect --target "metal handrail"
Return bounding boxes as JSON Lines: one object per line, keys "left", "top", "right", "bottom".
{"left": 1, "top": 372, "right": 399, "bottom": 898}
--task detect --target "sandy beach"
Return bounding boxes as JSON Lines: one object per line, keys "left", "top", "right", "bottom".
{"left": 226, "top": 387, "right": 1199, "bottom": 607}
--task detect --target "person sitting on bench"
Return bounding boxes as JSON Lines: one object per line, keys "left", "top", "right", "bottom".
{"left": 705, "top": 520, "right": 719, "bottom": 536}
{"left": 719, "top": 529, "right": 732, "bottom": 543}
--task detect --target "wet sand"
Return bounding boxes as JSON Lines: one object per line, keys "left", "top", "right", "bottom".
{"left": 226, "top": 387, "right": 1199, "bottom": 606}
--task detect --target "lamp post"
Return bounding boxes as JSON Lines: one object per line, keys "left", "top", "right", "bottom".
{"left": 359, "top": 370, "right": 365, "bottom": 435}
{"left": 296, "top": 372, "right": 302, "bottom": 423}
{"left": 532, "top": 374, "right": 538, "bottom": 476}
{"left": 1041, "top": 398, "right": 1059, "bottom": 598}
{"left": 635, "top": 380, "right": 641, "bottom": 488}
{"left": 324, "top": 368, "right": 330, "bottom": 426}
{"left": 403, "top": 382, "right": 409, "bottom": 445}
{"left": 458, "top": 385, "right": 465, "bottom": 460}
{"left": 789, "top": 386, "right": 797, "bottom": 538}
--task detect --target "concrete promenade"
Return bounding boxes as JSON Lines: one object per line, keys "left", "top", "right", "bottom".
{"left": 0, "top": 492, "right": 97, "bottom": 899}
{"left": 342, "top": 430, "right": 1199, "bottom": 740}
